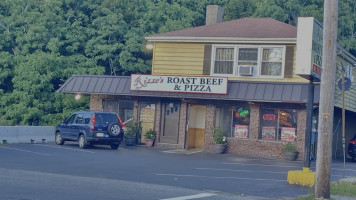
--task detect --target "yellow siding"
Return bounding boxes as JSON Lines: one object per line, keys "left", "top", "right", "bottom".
{"left": 334, "top": 57, "right": 356, "bottom": 112}
{"left": 152, "top": 43, "right": 205, "bottom": 75}
{"left": 151, "top": 43, "right": 307, "bottom": 83}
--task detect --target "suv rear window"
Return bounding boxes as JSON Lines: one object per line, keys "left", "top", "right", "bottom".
{"left": 95, "top": 113, "right": 119, "bottom": 124}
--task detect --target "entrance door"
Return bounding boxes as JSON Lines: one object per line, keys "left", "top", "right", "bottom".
{"left": 139, "top": 103, "right": 155, "bottom": 143}
{"left": 160, "top": 102, "right": 180, "bottom": 144}
{"left": 187, "top": 105, "right": 206, "bottom": 149}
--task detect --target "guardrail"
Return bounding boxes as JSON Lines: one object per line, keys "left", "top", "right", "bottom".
{"left": 0, "top": 126, "right": 54, "bottom": 144}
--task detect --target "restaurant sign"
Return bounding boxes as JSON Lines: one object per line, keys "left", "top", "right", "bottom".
{"left": 130, "top": 74, "right": 228, "bottom": 94}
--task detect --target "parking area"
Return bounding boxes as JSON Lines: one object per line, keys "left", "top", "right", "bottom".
{"left": 1, "top": 142, "right": 356, "bottom": 199}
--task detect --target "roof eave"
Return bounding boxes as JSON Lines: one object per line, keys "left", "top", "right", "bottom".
{"left": 145, "top": 36, "right": 297, "bottom": 44}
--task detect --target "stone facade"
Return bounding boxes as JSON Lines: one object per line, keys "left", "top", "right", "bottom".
{"left": 90, "top": 94, "right": 307, "bottom": 160}
{"left": 90, "top": 94, "right": 105, "bottom": 111}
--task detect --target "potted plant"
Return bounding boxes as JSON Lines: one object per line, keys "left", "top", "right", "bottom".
{"left": 283, "top": 142, "right": 298, "bottom": 161}
{"left": 143, "top": 129, "right": 156, "bottom": 147}
{"left": 212, "top": 128, "right": 226, "bottom": 154}
{"left": 125, "top": 120, "right": 141, "bottom": 146}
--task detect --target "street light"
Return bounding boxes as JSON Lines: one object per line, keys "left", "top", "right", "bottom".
{"left": 75, "top": 94, "right": 81, "bottom": 101}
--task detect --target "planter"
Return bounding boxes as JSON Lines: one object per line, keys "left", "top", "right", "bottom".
{"left": 285, "top": 151, "right": 298, "bottom": 161}
{"left": 214, "top": 144, "right": 226, "bottom": 154}
{"left": 125, "top": 136, "right": 136, "bottom": 146}
{"left": 145, "top": 139, "right": 154, "bottom": 147}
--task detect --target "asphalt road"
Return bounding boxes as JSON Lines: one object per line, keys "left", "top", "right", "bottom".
{"left": 0, "top": 142, "right": 355, "bottom": 200}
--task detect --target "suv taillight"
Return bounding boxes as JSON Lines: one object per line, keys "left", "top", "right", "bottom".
{"left": 90, "top": 114, "right": 95, "bottom": 131}
{"left": 350, "top": 139, "right": 356, "bottom": 144}
{"left": 116, "top": 114, "right": 124, "bottom": 132}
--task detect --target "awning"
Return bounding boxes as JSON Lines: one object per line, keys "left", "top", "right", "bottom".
{"left": 57, "top": 75, "right": 320, "bottom": 103}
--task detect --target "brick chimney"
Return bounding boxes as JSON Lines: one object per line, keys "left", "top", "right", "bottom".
{"left": 205, "top": 5, "right": 223, "bottom": 25}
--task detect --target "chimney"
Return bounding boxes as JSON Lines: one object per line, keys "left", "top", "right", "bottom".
{"left": 205, "top": 5, "right": 223, "bottom": 25}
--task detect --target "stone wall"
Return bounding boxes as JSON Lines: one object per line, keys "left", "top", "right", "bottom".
{"left": 90, "top": 94, "right": 104, "bottom": 111}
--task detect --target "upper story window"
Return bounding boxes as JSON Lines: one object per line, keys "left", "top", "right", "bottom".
{"left": 212, "top": 45, "right": 285, "bottom": 78}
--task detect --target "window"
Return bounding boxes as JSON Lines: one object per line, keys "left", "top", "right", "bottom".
{"left": 75, "top": 114, "right": 84, "bottom": 124}
{"left": 214, "top": 106, "right": 250, "bottom": 138}
{"left": 66, "top": 114, "right": 77, "bottom": 124}
{"left": 260, "top": 108, "right": 297, "bottom": 141}
{"left": 212, "top": 45, "right": 285, "bottom": 78}
{"left": 214, "top": 47, "right": 234, "bottom": 74}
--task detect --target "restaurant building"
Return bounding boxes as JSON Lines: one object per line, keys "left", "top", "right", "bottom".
{"left": 58, "top": 6, "right": 356, "bottom": 160}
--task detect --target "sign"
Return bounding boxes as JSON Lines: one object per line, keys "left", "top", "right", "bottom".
{"left": 281, "top": 127, "right": 296, "bottom": 142}
{"left": 234, "top": 125, "right": 248, "bottom": 139}
{"left": 131, "top": 74, "right": 228, "bottom": 94}
{"left": 261, "top": 126, "right": 276, "bottom": 141}
{"left": 295, "top": 17, "right": 323, "bottom": 80}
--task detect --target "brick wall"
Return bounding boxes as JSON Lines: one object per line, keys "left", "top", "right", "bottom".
{"left": 90, "top": 94, "right": 104, "bottom": 111}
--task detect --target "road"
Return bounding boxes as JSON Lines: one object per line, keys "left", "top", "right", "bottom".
{"left": 0, "top": 142, "right": 355, "bottom": 200}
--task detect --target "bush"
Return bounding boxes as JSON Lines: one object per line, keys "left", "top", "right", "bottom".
{"left": 125, "top": 120, "right": 141, "bottom": 138}
{"left": 283, "top": 142, "right": 297, "bottom": 152}
{"left": 213, "top": 128, "right": 226, "bottom": 144}
{"left": 143, "top": 129, "right": 156, "bottom": 139}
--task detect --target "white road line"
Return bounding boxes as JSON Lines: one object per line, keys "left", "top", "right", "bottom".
{"left": 196, "top": 167, "right": 286, "bottom": 174}
{"left": 0, "top": 146, "right": 49, "bottom": 156}
{"left": 156, "top": 173, "right": 285, "bottom": 182}
{"left": 223, "top": 162, "right": 299, "bottom": 168}
{"left": 160, "top": 193, "right": 216, "bottom": 200}
{"left": 39, "top": 144, "right": 96, "bottom": 153}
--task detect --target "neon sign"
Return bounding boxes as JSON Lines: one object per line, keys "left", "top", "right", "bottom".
{"left": 263, "top": 114, "right": 276, "bottom": 120}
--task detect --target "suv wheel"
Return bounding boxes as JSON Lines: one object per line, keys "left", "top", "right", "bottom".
{"left": 78, "top": 135, "right": 88, "bottom": 149}
{"left": 110, "top": 143, "right": 120, "bottom": 149}
{"left": 108, "top": 123, "right": 121, "bottom": 137}
{"left": 55, "top": 132, "right": 65, "bottom": 145}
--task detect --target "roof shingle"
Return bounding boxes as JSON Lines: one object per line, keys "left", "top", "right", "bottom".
{"left": 147, "top": 18, "right": 297, "bottom": 39}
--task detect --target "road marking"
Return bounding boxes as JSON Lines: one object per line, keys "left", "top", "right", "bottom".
{"left": 196, "top": 167, "right": 286, "bottom": 174}
{"left": 156, "top": 173, "right": 285, "bottom": 182}
{"left": 223, "top": 162, "right": 299, "bottom": 168}
{"left": 39, "top": 144, "right": 96, "bottom": 153}
{"left": 0, "top": 146, "right": 49, "bottom": 156}
{"left": 160, "top": 193, "right": 216, "bottom": 200}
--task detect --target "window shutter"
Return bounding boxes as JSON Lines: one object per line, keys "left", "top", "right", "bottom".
{"left": 203, "top": 45, "right": 212, "bottom": 75}
{"left": 284, "top": 46, "right": 294, "bottom": 78}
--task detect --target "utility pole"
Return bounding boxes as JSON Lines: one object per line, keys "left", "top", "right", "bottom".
{"left": 315, "top": 0, "right": 338, "bottom": 199}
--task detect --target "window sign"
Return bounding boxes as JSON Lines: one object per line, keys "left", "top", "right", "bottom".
{"left": 262, "top": 126, "right": 276, "bottom": 140}
{"left": 234, "top": 125, "right": 248, "bottom": 138}
{"left": 281, "top": 127, "right": 296, "bottom": 141}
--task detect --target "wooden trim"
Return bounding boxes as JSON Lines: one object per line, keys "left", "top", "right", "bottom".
{"left": 284, "top": 46, "right": 294, "bottom": 78}
{"left": 203, "top": 45, "right": 212, "bottom": 75}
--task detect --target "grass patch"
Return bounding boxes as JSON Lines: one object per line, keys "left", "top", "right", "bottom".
{"left": 295, "top": 182, "right": 356, "bottom": 199}
{"left": 330, "top": 182, "right": 356, "bottom": 197}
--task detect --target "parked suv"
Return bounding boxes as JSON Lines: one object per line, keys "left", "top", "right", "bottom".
{"left": 348, "top": 134, "right": 356, "bottom": 160}
{"left": 55, "top": 111, "right": 124, "bottom": 149}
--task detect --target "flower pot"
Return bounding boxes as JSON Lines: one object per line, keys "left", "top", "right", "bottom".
{"left": 285, "top": 151, "right": 298, "bottom": 161}
{"left": 214, "top": 144, "right": 226, "bottom": 154}
{"left": 145, "top": 139, "right": 154, "bottom": 147}
{"left": 125, "top": 136, "right": 136, "bottom": 146}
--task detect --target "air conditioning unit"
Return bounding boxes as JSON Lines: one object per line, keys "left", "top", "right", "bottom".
{"left": 239, "top": 66, "right": 255, "bottom": 76}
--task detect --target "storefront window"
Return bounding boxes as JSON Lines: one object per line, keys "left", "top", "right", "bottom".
{"left": 260, "top": 108, "right": 297, "bottom": 141}
{"left": 103, "top": 100, "right": 133, "bottom": 122}
{"left": 215, "top": 106, "right": 250, "bottom": 138}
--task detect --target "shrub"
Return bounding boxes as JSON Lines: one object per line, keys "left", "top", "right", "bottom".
{"left": 125, "top": 120, "right": 141, "bottom": 138}
{"left": 213, "top": 128, "right": 226, "bottom": 144}
{"left": 283, "top": 142, "right": 297, "bottom": 152}
{"left": 144, "top": 129, "right": 156, "bottom": 139}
